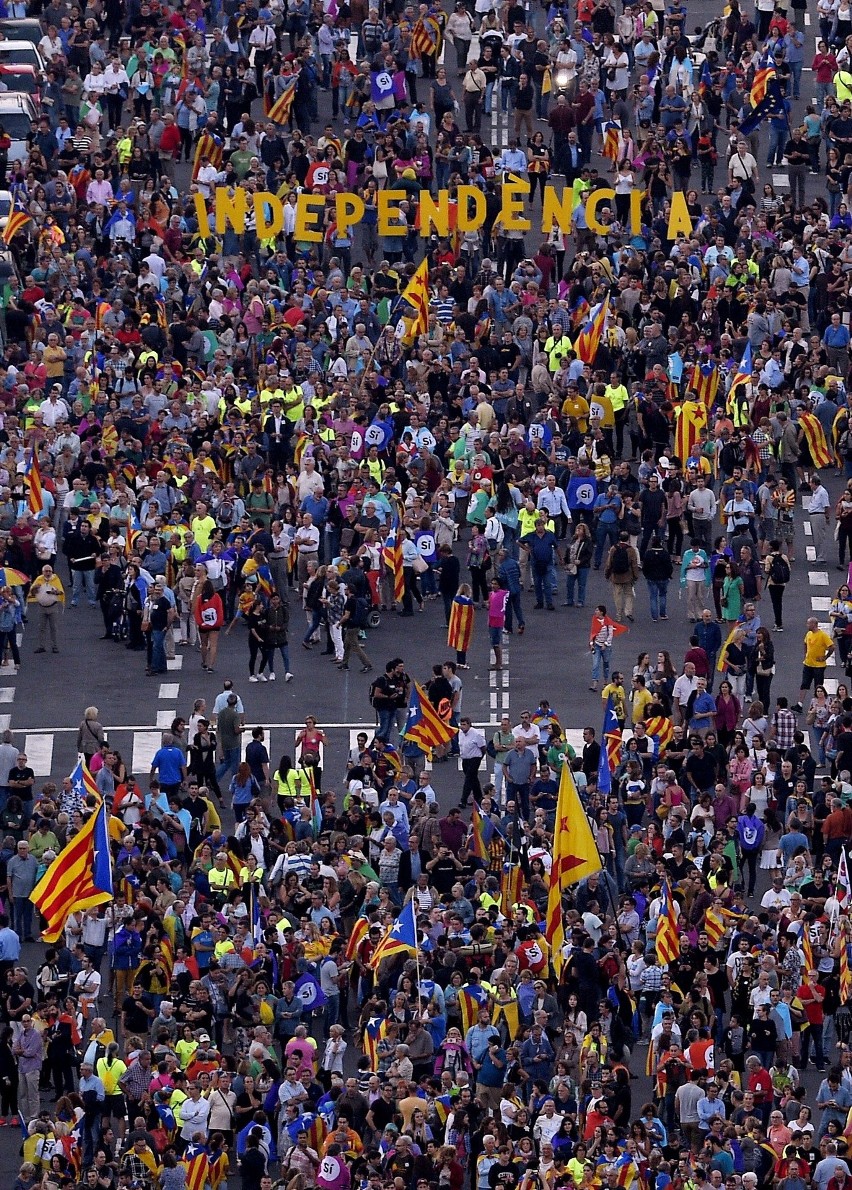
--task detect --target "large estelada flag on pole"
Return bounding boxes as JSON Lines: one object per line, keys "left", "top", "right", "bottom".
{"left": 546, "top": 764, "right": 602, "bottom": 975}
{"left": 403, "top": 682, "right": 457, "bottom": 754}
{"left": 31, "top": 785, "right": 113, "bottom": 942}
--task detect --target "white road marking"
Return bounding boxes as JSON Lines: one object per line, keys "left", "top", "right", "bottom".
{"left": 810, "top": 571, "right": 830, "bottom": 585}
{"left": 158, "top": 683, "right": 180, "bottom": 699}
{"left": 807, "top": 546, "right": 817, "bottom": 561}
{"left": 167, "top": 657, "right": 183, "bottom": 671}
{"left": 132, "top": 731, "right": 161, "bottom": 772}
{"left": 773, "top": 173, "right": 790, "bottom": 187}
{"left": 804, "top": 521, "right": 812, "bottom": 535}
{"left": 156, "top": 710, "right": 174, "bottom": 728}
{"left": 24, "top": 732, "right": 53, "bottom": 776}
{"left": 812, "top": 597, "right": 832, "bottom": 610}
{"left": 0, "top": 688, "right": 15, "bottom": 703}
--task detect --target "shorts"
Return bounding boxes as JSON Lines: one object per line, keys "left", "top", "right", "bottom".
{"left": 760, "top": 516, "right": 778, "bottom": 541}
{"left": 489, "top": 626, "right": 503, "bottom": 646}
{"left": 801, "top": 664, "right": 826, "bottom": 691}
{"left": 104, "top": 1093, "right": 126, "bottom": 1115}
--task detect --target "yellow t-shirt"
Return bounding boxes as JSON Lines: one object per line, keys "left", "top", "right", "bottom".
{"left": 561, "top": 393, "right": 590, "bottom": 432}
{"left": 631, "top": 687, "right": 653, "bottom": 725}
{"left": 804, "top": 629, "right": 834, "bottom": 668}
{"left": 191, "top": 515, "right": 217, "bottom": 551}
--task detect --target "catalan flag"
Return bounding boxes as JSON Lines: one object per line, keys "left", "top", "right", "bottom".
{"left": 698, "top": 57, "right": 713, "bottom": 97}
{"left": 547, "top": 764, "right": 603, "bottom": 976}
{"left": 750, "top": 64, "right": 777, "bottom": 107}
{"left": 268, "top": 75, "right": 298, "bottom": 125}
{"left": 209, "top": 1152, "right": 228, "bottom": 1190}
{"left": 500, "top": 863, "right": 523, "bottom": 917}
{"left": 344, "top": 916, "right": 369, "bottom": 963}
{"left": 703, "top": 903, "right": 726, "bottom": 948}
{"left": 409, "top": 13, "right": 442, "bottom": 58}
{"left": 308, "top": 765, "right": 323, "bottom": 838}
{"left": 30, "top": 797, "right": 114, "bottom": 943}
{"left": 382, "top": 529, "right": 405, "bottom": 604}
{"left": 729, "top": 341, "right": 753, "bottom": 403}
{"left": 645, "top": 714, "right": 674, "bottom": 756}
{"left": 575, "top": 295, "right": 610, "bottom": 365}
{"left": 655, "top": 879, "right": 680, "bottom": 966}
{"left": 363, "top": 1014, "right": 388, "bottom": 1069}
{"left": 567, "top": 291, "right": 591, "bottom": 330}
{"left": 2, "top": 201, "right": 30, "bottom": 245}
{"left": 690, "top": 360, "right": 719, "bottom": 408}
{"left": 596, "top": 697, "right": 620, "bottom": 796}
{"left": 25, "top": 450, "right": 44, "bottom": 517}
{"left": 459, "top": 983, "right": 489, "bottom": 1034}
{"left": 601, "top": 121, "right": 621, "bottom": 161}
{"left": 447, "top": 592, "right": 474, "bottom": 655}
{"left": 842, "top": 934, "right": 852, "bottom": 1005}
{"left": 800, "top": 922, "right": 814, "bottom": 973}
{"left": 674, "top": 396, "right": 708, "bottom": 469}
{"left": 799, "top": 410, "right": 834, "bottom": 469}
{"left": 181, "top": 1144, "right": 210, "bottom": 1190}
{"left": 492, "top": 996, "right": 519, "bottom": 1040}
{"left": 403, "top": 681, "right": 458, "bottom": 755}
{"left": 368, "top": 899, "right": 418, "bottom": 969}
{"left": 399, "top": 256, "right": 431, "bottom": 340}
{"left": 192, "top": 130, "right": 223, "bottom": 181}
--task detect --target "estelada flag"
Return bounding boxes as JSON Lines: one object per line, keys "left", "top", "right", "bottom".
{"left": 400, "top": 257, "right": 431, "bottom": 339}
{"left": 799, "top": 410, "right": 834, "bottom": 469}
{"left": 344, "top": 916, "right": 369, "bottom": 962}
{"left": 575, "top": 295, "right": 610, "bottom": 365}
{"left": 674, "top": 398, "right": 707, "bottom": 467}
{"left": 655, "top": 879, "right": 680, "bottom": 966}
{"left": 546, "top": 764, "right": 602, "bottom": 975}
{"left": 448, "top": 593, "right": 474, "bottom": 654}
{"left": 30, "top": 793, "right": 113, "bottom": 942}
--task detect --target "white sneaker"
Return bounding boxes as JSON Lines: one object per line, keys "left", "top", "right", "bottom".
{"left": 285, "top": 672, "right": 294, "bottom": 681}
{"left": 249, "top": 675, "right": 259, "bottom": 682}
{"left": 257, "top": 673, "right": 268, "bottom": 682}
{"left": 268, "top": 672, "right": 276, "bottom": 681}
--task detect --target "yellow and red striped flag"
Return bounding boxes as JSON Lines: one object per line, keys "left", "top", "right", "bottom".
{"left": 26, "top": 450, "right": 44, "bottom": 517}
{"left": 575, "top": 295, "right": 610, "bottom": 365}
{"left": 268, "top": 75, "right": 298, "bottom": 125}
{"left": 2, "top": 203, "right": 30, "bottom": 245}
{"left": 382, "top": 529, "right": 405, "bottom": 604}
{"left": 448, "top": 592, "right": 474, "bottom": 654}
{"left": 799, "top": 410, "right": 834, "bottom": 469}
{"left": 30, "top": 792, "right": 113, "bottom": 943}
{"left": 655, "top": 879, "right": 680, "bottom": 966}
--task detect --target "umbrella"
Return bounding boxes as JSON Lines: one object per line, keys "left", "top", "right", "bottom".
{"left": 0, "top": 568, "right": 30, "bottom": 586}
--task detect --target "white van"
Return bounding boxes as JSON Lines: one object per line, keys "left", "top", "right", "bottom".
{"left": 0, "top": 92, "right": 38, "bottom": 168}
{"left": 0, "top": 41, "right": 46, "bottom": 72}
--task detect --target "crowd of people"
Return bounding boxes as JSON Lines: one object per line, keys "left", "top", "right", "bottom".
{"left": 6, "top": 1, "right": 852, "bottom": 1190}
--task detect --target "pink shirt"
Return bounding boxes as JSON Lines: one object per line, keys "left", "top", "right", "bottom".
{"left": 488, "top": 589, "right": 507, "bottom": 627}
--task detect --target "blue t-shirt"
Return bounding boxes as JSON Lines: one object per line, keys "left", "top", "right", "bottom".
{"left": 151, "top": 746, "right": 184, "bottom": 786}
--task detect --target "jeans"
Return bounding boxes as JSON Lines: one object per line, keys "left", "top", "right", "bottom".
{"left": 565, "top": 568, "right": 588, "bottom": 605}
{"left": 150, "top": 627, "right": 166, "bottom": 672}
{"left": 215, "top": 745, "right": 240, "bottom": 785}
{"left": 302, "top": 607, "right": 323, "bottom": 644}
{"left": 504, "top": 590, "right": 525, "bottom": 630}
{"left": 801, "top": 1020, "right": 825, "bottom": 1069}
{"left": 533, "top": 566, "right": 556, "bottom": 608}
{"left": 790, "top": 59, "right": 802, "bottom": 98}
{"left": 13, "top": 895, "right": 33, "bottom": 939}
{"left": 592, "top": 644, "right": 611, "bottom": 683}
{"left": 376, "top": 707, "right": 395, "bottom": 741}
{"left": 506, "top": 780, "right": 530, "bottom": 819}
{"left": 647, "top": 579, "right": 669, "bottom": 620}
{"left": 267, "top": 643, "right": 292, "bottom": 675}
{"left": 72, "top": 568, "right": 97, "bottom": 605}
{"left": 767, "top": 123, "right": 786, "bottom": 165}
{"left": 594, "top": 521, "right": 619, "bottom": 566}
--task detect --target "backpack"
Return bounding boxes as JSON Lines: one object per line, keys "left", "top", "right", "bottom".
{"left": 769, "top": 554, "right": 791, "bottom": 585}
{"left": 351, "top": 595, "right": 370, "bottom": 629}
{"left": 610, "top": 543, "right": 630, "bottom": 575}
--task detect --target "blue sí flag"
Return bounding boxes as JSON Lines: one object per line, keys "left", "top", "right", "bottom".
{"left": 370, "top": 70, "right": 395, "bottom": 104}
